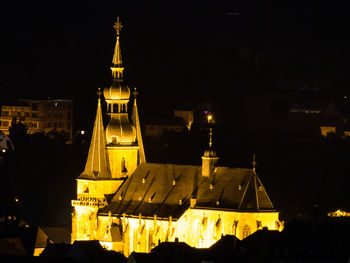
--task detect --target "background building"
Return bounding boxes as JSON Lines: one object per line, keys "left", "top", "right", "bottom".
{"left": 0, "top": 98, "right": 73, "bottom": 139}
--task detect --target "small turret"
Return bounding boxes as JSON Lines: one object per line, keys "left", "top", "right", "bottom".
{"left": 201, "top": 114, "right": 219, "bottom": 177}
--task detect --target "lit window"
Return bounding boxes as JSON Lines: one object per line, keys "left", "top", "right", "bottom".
{"left": 242, "top": 225, "right": 251, "bottom": 239}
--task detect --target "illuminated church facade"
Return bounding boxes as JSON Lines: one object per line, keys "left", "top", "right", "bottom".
{"left": 71, "top": 18, "right": 283, "bottom": 256}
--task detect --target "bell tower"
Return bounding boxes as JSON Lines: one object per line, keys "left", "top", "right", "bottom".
{"left": 103, "top": 17, "right": 146, "bottom": 179}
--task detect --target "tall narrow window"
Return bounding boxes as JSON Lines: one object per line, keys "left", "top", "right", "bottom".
{"left": 121, "top": 157, "right": 128, "bottom": 173}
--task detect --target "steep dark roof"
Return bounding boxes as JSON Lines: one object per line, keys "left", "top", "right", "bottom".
{"left": 41, "top": 227, "right": 71, "bottom": 244}
{"left": 65, "top": 240, "right": 106, "bottom": 261}
{"left": 102, "top": 163, "right": 275, "bottom": 219}
{"left": 40, "top": 243, "right": 71, "bottom": 258}
{"left": 79, "top": 99, "right": 112, "bottom": 180}
{"left": 0, "top": 226, "right": 47, "bottom": 255}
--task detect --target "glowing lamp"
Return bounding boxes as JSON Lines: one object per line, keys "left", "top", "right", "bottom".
{"left": 207, "top": 114, "right": 213, "bottom": 123}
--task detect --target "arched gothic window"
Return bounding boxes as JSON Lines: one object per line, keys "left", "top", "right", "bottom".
{"left": 113, "top": 104, "right": 119, "bottom": 113}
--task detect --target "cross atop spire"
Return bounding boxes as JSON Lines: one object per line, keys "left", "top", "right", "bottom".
{"left": 209, "top": 128, "right": 213, "bottom": 148}
{"left": 96, "top": 87, "right": 102, "bottom": 97}
{"left": 207, "top": 114, "right": 214, "bottom": 148}
{"left": 252, "top": 154, "right": 257, "bottom": 172}
{"left": 113, "top": 17, "right": 123, "bottom": 36}
{"left": 111, "top": 17, "right": 124, "bottom": 78}
{"left": 133, "top": 87, "right": 138, "bottom": 101}
{"left": 97, "top": 87, "right": 102, "bottom": 104}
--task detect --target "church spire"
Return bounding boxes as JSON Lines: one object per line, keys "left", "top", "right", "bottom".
{"left": 132, "top": 88, "right": 146, "bottom": 163}
{"left": 111, "top": 17, "right": 124, "bottom": 79}
{"left": 79, "top": 89, "right": 112, "bottom": 179}
{"left": 201, "top": 114, "right": 219, "bottom": 177}
{"left": 252, "top": 154, "right": 257, "bottom": 173}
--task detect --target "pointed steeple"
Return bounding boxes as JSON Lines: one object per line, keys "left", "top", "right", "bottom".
{"left": 111, "top": 17, "right": 124, "bottom": 79}
{"left": 132, "top": 88, "right": 146, "bottom": 163}
{"left": 79, "top": 89, "right": 112, "bottom": 179}
{"left": 201, "top": 115, "right": 219, "bottom": 177}
{"left": 238, "top": 155, "right": 275, "bottom": 211}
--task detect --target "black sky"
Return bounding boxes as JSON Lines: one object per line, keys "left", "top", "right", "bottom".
{"left": 2, "top": 1, "right": 350, "bottom": 101}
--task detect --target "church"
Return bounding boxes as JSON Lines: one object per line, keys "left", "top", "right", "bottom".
{"left": 71, "top": 18, "right": 283, "bottom": 256}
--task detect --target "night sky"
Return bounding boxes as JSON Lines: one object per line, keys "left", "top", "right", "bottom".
{"left": 1, "top": 0, "right": 350, "bottom": 225}
{"left": 2, "top": 1, "right": 350, "bottom": 106}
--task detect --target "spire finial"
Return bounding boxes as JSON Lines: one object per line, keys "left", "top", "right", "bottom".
{"left": 207, "top": 114, "right": 214, "bottom": 148}
{"left": 97, "top": 87, "right": 102, "bottom": 98}
{"left": 252, "top": 154, "right": 257, "bottom": 172}
{"left": 97, "top": 88, "right": 102, "bottom": 104}
{"left": 111, "top": 18, "right": 124, "bottom": 77}
{"left": 133, "top": 87, "right": 138, "bottom": 99}
{"left": 209, "top": 128, "right": 213, "bottom": 148}
{"left": 113, "top": 17, "right": 123, "bottom": 36}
